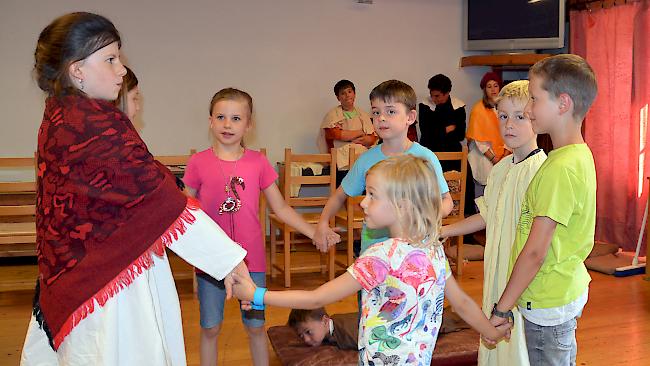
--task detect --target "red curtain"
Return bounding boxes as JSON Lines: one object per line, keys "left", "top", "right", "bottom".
{"left": 570, "top": 2, "right": 650, "bottom": 252}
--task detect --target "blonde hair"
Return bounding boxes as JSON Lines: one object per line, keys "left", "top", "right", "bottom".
{"left": 366, "top": 155, "right": 442, "bottom": 248}
{"left": 495, "top": 79, "right": 529, "bottom": 108}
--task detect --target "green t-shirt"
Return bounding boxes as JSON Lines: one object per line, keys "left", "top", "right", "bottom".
{"left": 342, "top": 109, "right": 359, "bottom": 120}
{"left": 509, "top": 144, "right": 596, "bottom": 309}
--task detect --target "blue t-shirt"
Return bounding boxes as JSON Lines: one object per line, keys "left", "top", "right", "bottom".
{"left": 341, "top": 142, "right": 450, "bottom": 253}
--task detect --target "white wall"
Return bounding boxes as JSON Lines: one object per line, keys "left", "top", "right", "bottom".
{"left": 0, "top": 0, "right": 489, "bottom": 165}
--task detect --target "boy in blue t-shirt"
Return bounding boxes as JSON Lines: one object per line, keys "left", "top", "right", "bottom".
{"left": 314, "top": 80, "right": 453, "bottom": 254}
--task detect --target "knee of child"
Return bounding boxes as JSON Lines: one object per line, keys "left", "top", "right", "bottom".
{"left": 202, "top": 324, "right": 222, "bottom": 338}
{"left": 244, "top": 325, "right": 266, "bottom": 337}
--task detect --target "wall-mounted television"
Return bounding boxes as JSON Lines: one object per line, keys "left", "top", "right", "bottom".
{"left": 463, "top": 0, "right": 565, "bottom": 51}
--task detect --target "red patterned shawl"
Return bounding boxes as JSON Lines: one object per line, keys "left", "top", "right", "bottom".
{"left": 34, "top": 95, "right": 188, "bottom": 349}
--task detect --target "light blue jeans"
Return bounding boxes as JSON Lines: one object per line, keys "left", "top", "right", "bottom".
{"left": 523, "top": 316, "right": 577, "bottom": 366}
{"left": 197, "top": 271, "right": 266, "bottom": 329}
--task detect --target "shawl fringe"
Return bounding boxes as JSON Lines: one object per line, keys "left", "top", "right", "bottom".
{"left": 47, "top": 198, "right": 200, "bottom": 349}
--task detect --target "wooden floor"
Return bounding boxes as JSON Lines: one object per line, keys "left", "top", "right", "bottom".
{"left": 1, "top": 251, "right": 649, "bottom": 366}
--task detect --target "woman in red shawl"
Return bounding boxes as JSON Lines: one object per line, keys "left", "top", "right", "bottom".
{"left": 21, "top": 12, "right": 250, "bottom": 366}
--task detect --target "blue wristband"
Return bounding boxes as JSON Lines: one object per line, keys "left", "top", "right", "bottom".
{"left": 252, "top": 287, "right": 267, "bottom": 310}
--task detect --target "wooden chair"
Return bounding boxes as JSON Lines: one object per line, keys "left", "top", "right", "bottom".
{"left": 0, "top": 156, "right": 37, "bottom": 259}
{"left": 154, "top": 149, "right": 196, "bottom": 178}
{"left": 334, "top": 150, "right": 363, "bottom": 268}
{"left": 153, "top": 150, "right": 198, "bottom": 290}
{"left": 436, "top": 146, "right": 469, "bottom": 276}
{"left": 269, "top": 148, "right": 337, "bottom": 287}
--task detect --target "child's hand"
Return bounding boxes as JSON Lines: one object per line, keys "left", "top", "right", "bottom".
{"left": 313, "top": 224, "right": 339, "bottom": 252}
{"left": 482, "top": 315, "right": 512, "bottom": 346}
{"left": 224, "top": 261, "right": 250, "bottom": 300}
{"left": 325, "top": 229, "right": 341, "bottom": 250}
{"left": 497, "top": 322, "right": 512, "bottom": 341}
{"left": 481, "top": 323, "right": 512, "bottom": 347}
{"left": 231, "top": 272, "right": 257, "bottom": 302}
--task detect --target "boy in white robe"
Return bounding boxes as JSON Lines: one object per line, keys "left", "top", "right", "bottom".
{"left": 441, "top": 80, "right": 546, "bottom": 366}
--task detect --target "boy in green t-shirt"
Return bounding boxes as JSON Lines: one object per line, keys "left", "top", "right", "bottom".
{"left": 489, "top": 54, "right": 598, "bottom": 366}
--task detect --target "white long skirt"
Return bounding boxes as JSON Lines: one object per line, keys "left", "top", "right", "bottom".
{"left": 20, "top": 207, "right": 246, "bottom": 366}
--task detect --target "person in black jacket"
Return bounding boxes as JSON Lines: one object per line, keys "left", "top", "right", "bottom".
{"left": 418, "top": 74, "right": 477, "bottom": 215}
{"left": 418, "top": 74, "right": 467, "bottom": 171}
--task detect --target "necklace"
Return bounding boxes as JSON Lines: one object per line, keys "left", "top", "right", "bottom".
{"left": 215, "top": 148, "right": 246, "bottom": 215}
{"left": 214, "top": 147, "right": 246, "bottom": 243}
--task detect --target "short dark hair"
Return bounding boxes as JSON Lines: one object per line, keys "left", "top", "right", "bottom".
{"left": 529, "top": 54, "right": 597, "bottom": 120}
{"left": 369, "top": 80, "right": 417, "bottom": 111}
{"left": 427, "top": 74, "right": 452, "bottom": 94}
{"left": 34, "top": 12, "right": 121, "bottom": 97}
{"left": 288, "top": 308, "right": 328, "bottom": 329}
{"left": 334, "top": 79, "right": 355, "bottom": 97}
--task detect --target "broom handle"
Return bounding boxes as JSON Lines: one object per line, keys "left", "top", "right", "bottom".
{"left": 633, "top": 196, "right": 648, "bottom": 266}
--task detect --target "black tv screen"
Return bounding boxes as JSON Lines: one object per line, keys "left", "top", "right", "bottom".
{"left": 464, "top": 0, "right": 565, "bottom": 51}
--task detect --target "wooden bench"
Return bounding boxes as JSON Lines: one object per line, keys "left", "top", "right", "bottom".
{"left": 0, "top": 157, "right": 38, "bottom": 292}
{"left": 0, "top": 157, "right": 37, "bottom": 258}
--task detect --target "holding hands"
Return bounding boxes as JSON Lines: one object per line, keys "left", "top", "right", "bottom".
{"left": 482, "top": 313, "right": 513, "bottom": 347}
{"left": 230, "top": 271, "right": 258, "bottom": 304}
{"left": 312, "top": 222, "right": 341, "bottom": 252}
{"left": 223, "top": 261, "right": 255, "bottom": 310}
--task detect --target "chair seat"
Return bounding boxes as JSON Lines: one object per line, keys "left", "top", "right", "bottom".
{"left": 334, "top": 207, "right": 364, "bottom": 223}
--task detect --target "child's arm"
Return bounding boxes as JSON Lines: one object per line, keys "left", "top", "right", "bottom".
{"left": 233, "top": 271, "right": 362, "bottom": 309}
{"left": 184, "top": 186, "right": 197, "bottom": 197}
{"left": 324, "top": 127, "right": 365, "bottom": 142}
{"left": 441, "top": 214, "right": 486, "bottom": 239}
{"left": 313, "top": 186, "right": 348, "bottom": 251}
{"left": 492, "top": 216, "right": 557, "bottom": 318}
{"left": 445, "top": 274, "right": 510, "bottom": 342}
{"left": 441, "top": 192, "right": 454, "bottom": 217}
{"left": 352, "top": 133, "right": 378, "bottom": 148}
{"left": 263, "top": 183, "right": 332, "bottom": 244}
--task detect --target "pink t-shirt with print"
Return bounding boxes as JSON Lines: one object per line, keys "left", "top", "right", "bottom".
{"left": 183, "top": 148, "right": 277, "bottom": 272}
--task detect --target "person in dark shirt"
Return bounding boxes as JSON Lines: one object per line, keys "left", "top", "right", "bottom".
{"left": 418, "top": 74, "right": 477, "bottom": 214}
{"left": 418, "top": 74, "right": 467, "bottom": 171}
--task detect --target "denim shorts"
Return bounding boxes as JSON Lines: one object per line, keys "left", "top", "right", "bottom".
{"left": 523, "top": 316, "right": 578, "bottom": 366}
{"left": 197, "top": 271, "right": 266, "bottom": 329}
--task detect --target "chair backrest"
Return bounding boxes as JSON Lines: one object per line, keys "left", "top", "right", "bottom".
{"left": 154, "top": 149, "right": 196, "bottom": 182}
{"left": 154, "top": 149, "right": 196, "bottom": 166}
{"left": 281, "top": 148, "right": 336, "bottom": 208}
{"left": 435, "top": 145, "right": 468, "bottom": 223}
{"left": 345, "top": 149, "right": 364, "bottom": 215}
